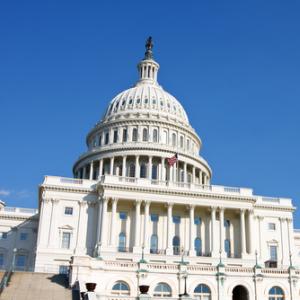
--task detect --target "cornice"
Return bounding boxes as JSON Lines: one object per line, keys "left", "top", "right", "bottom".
{"left": 254, "top": 204, "right": 295, "bottom": 212}
{"left": 0, "top": 214, "right": 39, "bottom": 222}
{"left": 40, "top": 184, "right": 97, "bottom": 195}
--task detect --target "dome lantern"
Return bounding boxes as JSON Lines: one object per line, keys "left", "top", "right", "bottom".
{"left": 137, "top": 36, "right": 160, "bottom": 85}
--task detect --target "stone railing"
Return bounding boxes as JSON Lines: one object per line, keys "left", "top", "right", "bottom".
{"left": 1, "top": 207, "right": 38, "bottom": 215}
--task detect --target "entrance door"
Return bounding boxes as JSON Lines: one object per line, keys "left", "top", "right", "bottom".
{"left": 232, "top": 285, "right": 249, "bottom": 300}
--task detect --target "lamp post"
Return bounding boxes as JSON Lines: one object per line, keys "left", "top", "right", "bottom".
{"left": 11, "top": 248, "right": 17, "bottom": 272}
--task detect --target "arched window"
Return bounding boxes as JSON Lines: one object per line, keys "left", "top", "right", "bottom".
{"left": 268, "top": 286, "right": 284, "bottom": 300}
{"left": 112, "top": 281, "right": 130, "bottom": 295}
{"left": 172, "top": 133, "right": 176, "bottom": 146}
{"left": 173, "top": 236, "right": 180, "bottom": 255}
{"left": 180, "top": 136, "right": 184, "bottom": 148}
{"left": 150, "top": 234, "right": 158, "bottom": 254}
{"left": 128, "top": 164, "right": 135, "bottom": 178}
{"left": 224, "top": 220, "right": 230, "bottom": 228}
{"left": 225, "top": 239, "right": 231, "bottom": 257}
{"left": 143, "top": 128, "right": 148, "bottom": 141}
{"left": 152, "top": 165, "right": 158, "bottom": 180}
{"left": 194, "top": 238, "right": 202, "bottom": 256}
{"left": 153, "top": 283, "right": 172, "bottom": 297}
{"left": 132, "top": 128, "right": 138, "bottom": 142}
{"left": 162, "top": 130, "right": 168, "bottom": 144}
{"left": 140, "top": 163, "right": 147, "bottom": 178}
{"left": 118, "top": 233, "right": 126, "bottom": 252}
{"left": 153, "top": 129, "right": 158, "bottom": 143}
{"left": 194, "top": 284, "right": 211, "bottom": 300}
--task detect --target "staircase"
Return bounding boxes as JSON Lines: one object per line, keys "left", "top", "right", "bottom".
{"left": 0, "top": 272, "right": 75, "bottom": 300}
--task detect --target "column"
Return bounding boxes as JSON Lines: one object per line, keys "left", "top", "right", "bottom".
{"left": 95, "top": 198, "right": 102, "bottom": 247}
{"left": 257, "top": 216, "right": 263, "bottom": 260}
{"left": 192, "top": 167, "right": 195, "bottom": 184}
{"left": 48, "top": 199, "right": 59, "bottom": 248}
{"left": 189, "top": 205, "right": 195, "bottom": 256}
{"left": 240, "top": 209, "right": 246, "bottom": 257}
{"left": 248, "top": 210, "right": 255, "bottom": 255}
{"left": 110, "top": 157, "right": 114, "bottom": 175}
{"left": 135, "top": 156, "right": 140, "bottom": 178}
{"left": 133, "top": 200, "right": 141, "bottom": 253}
{"left": 166, "top": 203, "right": 174, "bottom": 255}
{"left": 122, "top": 156, "right": 127, "bottom": 177}
{"left": 219, "top": 207, "right": 225, "bottom": 255}
{"left": 148, "top": 156, "right": 153, "bottom": 180}
{"left": 161, "top": 158, "right": 165, "bottom": 181}
{"left": 99, "top": 159, "right": 103, "bottom": 178}
{"left": 82, "top": 166, "right": 86, "bottom": 179}
{"left": 110, "top": 198, "right": 118, "bottom": 247}
{"left": 37, "top": 197, "right": 51, "bottom": 247}
{"left": 100, "top": 197, "right": 108, "bottom": 247}
{"left": 210, "top": 206, "right": 217, "bottom": 256}
{"left": 183, "top": 162, "right": 187, "bottom": 183}
{"left": 287, "top": 218, "right": 294, "bottom": 257}
{"left": 143, "top": 201, "right": 150, "bottom": 253}
{"left": 279, "top": 217, "right": 286, "bottom": 266}
{"left": 199, "top": 170, "right": 203, "bottom": 185}
{"left": 89, "top": 161, "right": 94, "bottom": 180}
{"left": 75, "top": 201, "right": 88, "bottom": 254}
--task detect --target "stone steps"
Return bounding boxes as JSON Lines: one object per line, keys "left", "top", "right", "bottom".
{"left": 0, "top": 272, "right": 73, "bottom": 300}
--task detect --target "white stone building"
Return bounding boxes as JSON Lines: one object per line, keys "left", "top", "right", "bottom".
{"left": 1, "top": 38, "right": 300, "bottom": 299}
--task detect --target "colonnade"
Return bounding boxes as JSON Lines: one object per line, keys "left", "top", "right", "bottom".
{"left": 96, "top": 198, "right": 255, "bottom": 259}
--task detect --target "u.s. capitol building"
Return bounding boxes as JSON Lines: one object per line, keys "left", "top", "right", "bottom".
{"left": 1, "top": 38, "right": 300, "bottom": 300}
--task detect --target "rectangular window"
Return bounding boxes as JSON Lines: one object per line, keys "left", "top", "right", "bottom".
{"left": 105, "top": 132, "right": 109, "bottom": 145}
{"left": 0, "top": 232, "right": 7, "bottom": 239}
{"left": 172, "top": 216, "right": 181, "bottom": 224}
{"left": 187, "top": 139, "right": 190, "bottom": 150}
{"left": 61, "top": 232, "right": 71, "bottom": 249}
{"left": 123, "top": 129, "right": 127, "bottom": 142}
{"left": 99, "top": 135, "right": 102, "bottom": 146}
{"left": 113, "top": 130, "right": 118, "bottom": 143}
{"left": 119, "top": 212, "right": 127, "bottom": 220}
{"left": 270, "top": 245, "right": 278, "bottom": 261}
{"left": 268, "top": 223, "right": 276, "bottom": 230}
{"left": 20, "top": 233, "right": 28, "bottom": 241}
{"left": 16, "top": 255, "right": 26, "bottom": 269}
{"left": 64, "top": 207, "right": 73, "bottom": 215}
{"left": 0, "top": 254, "right": 3, "bottom": 266}
{"left": 151, "top": 213, "right": 159, "bottom": 222}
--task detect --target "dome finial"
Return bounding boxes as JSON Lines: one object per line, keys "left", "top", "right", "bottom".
{"left": 145, "top": 36, "right": 153, "bottom": 59}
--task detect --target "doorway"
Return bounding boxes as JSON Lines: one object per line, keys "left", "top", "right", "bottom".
{"left": 232, "top": 285, "right": 249, "bottom": 300}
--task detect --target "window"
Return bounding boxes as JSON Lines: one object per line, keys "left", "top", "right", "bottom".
{"left": 180, "top": 136, "right": 184, "bottom": 148}
{"left": 15, "top": 255, "right": 26, "bottom": 270}
{"left": 128, "top": 163, "right": 135, "bottom": 177}
{"left": 20, "top": 233, "right": 28, "bottom": 241}
{"left": 268, "top": 286, "right": 284, "bottom": 300}
{"left": 61, "top": 232, "right": 71, "bottom": 249}
{"left": 173, "top": 216, "right": 181, "bottom": 224}
{"left": 187, "top": 139, "right": 190, "bottom": 150}
{"left": 122, "top": 129, "right": 127, "bottom": 142}
{"left": 225, "top": 239, "right": 231, "bottom": 257}
{"left": 112, "top": 281, "right": 130, "bottom": 295}
{"left": 118, "top": 232, "right": 126, "bottom": 252}
{"left": 153, "top": 283, "right": 172, "bottom": 297}
{"left": 142, "top": 128, "right": 148, "bottom": 141}
{"left": 132, "top": 128, "right": 138, "bottom": 142}
{"left": 173, "top": 236, "right": 180, "bottom": 255}
{"left": 150, "top": 234, "right": 158, "bottom": 254}
{"left": 152, "top": 165, "right": 158, "bottom": 180}
{"left": 268, "top": 223, "right": 276, "bottom": 230}
{"left": 0, "top": 254, "right": 4, "bottom": 267}
{"left": 153, "top": 129, "right": 158, "bottom": 143}
{"left": 270, "top": 245, "right": 278, "bottom": 261}
{"left": 140, "top": 163, "right": 147, "bottom": 178}
{"left": 0, "top": 232, "right": 7, "bottom": 239}
{"left": 64, "top": 207, "right": 73, "bottom": 215}
{"left": 105, "top": 132, "right": 109, "bottom": 145}
{"left": 224, "top": 220, "right": 230, "bottom": 228}
{"left": 172, "top": 133, "right": 176, "bottom": 146}
{"left": 194, "top": 217, "right": 201, "bottom": 225}
{"left": 162, "top": 130, "right": 168, "bottom": 144}
{"left": 194, "top": 284, "right": 211, "bottom": 300}
{"left": 194, "top": 238, "right": 202, "bottom": 256}
{"left": 98, "top": 135, "right": 102, "bottom": 146}
{"left": 59, "top": 265, "right": 69, "bottom": 274}
{"left": 113, "top": 130, "right": 118, "bottom": 143}
{"left": 119, "top": 212, "right": 127, "bottom": 220}
{"left": 151, "top": 213, "right": 159, "bottom": 222}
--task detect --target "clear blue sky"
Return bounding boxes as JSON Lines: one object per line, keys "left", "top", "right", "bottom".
{"left": 1, "top": 1, "right": 300, "bottom": 226}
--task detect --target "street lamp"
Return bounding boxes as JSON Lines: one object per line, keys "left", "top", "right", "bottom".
{"left": 11, "top": 248, "right": 17, "bottom": 272}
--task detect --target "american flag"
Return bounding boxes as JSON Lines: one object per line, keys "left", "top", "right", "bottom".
{"left": 167, "top": 153, "right": 178, "bottom": 166}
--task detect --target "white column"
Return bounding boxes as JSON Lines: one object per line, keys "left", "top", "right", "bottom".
{"left": 100, "top": 197, "right": 108, "bottom": 247}
{"left": 257, "top": 216, "right": 263, "bottom": 260}
{"left": 75, "top": 201, "right": 88, "bottom": 254}
{"left": 162, "top": 158, "right": 166, "bottom": 181}
{"left": 82, "top": 166, "right": 86, "bottom": 179}
{"left": 143, "top": 201, "right": 150, "bottom": 253}
{"left": 99, "top": 159, "right": 103, "bottom": 178}
{"left": 210, "top": 206, "right": 217, "bottom": 256}
{"left": 166, "top": 203, "right": 174, "bottom": 255}
{"left": 96, "top": 198, "right": 102, "bottom": 247}
{"left": 240, "top": 209, "right": 246, "bottom": 257}
{"left": 122, "top": 156, "right": 126, "bottom": 177}
{"left": 279, "top": 217, "right": 286, "bottom": 266}
{"left": 287, "top": 218, "right": 294, "bottom": 257}
{"left": 89, "top": 161, "right": 94, "bottom": 180}
{"left": 189, "top": 205, "right": 195, "bottom": 256}
{"left": 135, "top": 156, "right": 140, "bottom": 178}
{"left": 199, "top": 170, "right": 203, "bottom": 185}
{"left": 219, "top": 207, "right": 225, "bottom": 255}
{"left": 148, "top": 156, "right": 153, "bottom": 180}
{"left": 133, "top": 200, "right": 141, "bottom": 253}
{"left": 110, "top": 157, "right": 114, "bottom": 175}
{"left": 248, "top": 209, "right": 255, "bottom": 255}
{"left": 183, "top": 162, "right": 187, "bottom": 183}
{"left": 48, "top": 199, "right": 59, "bottom": 248}
{"left": 37, "top": 197, "right": 51, "bottom": 247}
{"left": 110, "top": 198, "right": 118, "bottom": 247}
{"left": 192, "top": 167, "right": 195, "bottom": 184}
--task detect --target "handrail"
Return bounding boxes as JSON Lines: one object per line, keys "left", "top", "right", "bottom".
{"left": 0, "top": 270, "right": 13, "bottom": 294}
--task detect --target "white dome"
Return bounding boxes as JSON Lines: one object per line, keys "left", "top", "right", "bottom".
{"left": 103, "top": 82, "right": 189, "bottom": 125}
